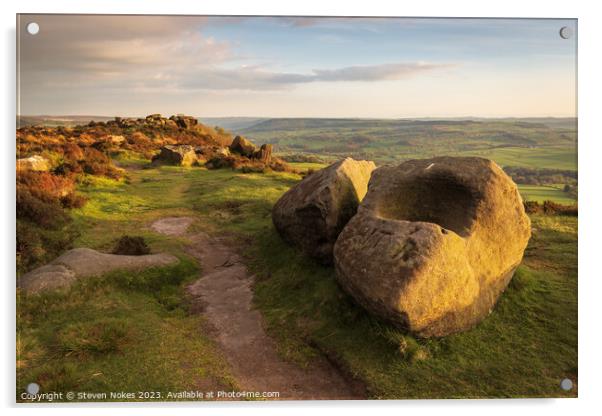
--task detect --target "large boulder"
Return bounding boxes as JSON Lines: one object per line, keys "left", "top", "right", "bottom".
{"left": 19, "top": 248, "right": 178, "bottom": 294}
{"left": 229, "top": 136, "right": 257, "bottom": 157}
{"left": 272, "top": 158, "right": 376, "bottom": 264}
{"left": 333, "top": 157, "right": 531, "bottom": 337}
{"left": 152, "top": 145, "right": 198, "bottom": 167}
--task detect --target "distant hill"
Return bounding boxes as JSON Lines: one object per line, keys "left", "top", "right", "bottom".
{"left": 236, "top": 117, "right": 577, "bottom": 170}
{"left": 198, "top": 117, "right": 269, "bottom": 133}
{"left": 17, "top": 115, "right": 116, "bottom": 128}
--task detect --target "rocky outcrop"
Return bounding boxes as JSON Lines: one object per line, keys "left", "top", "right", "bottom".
{"left": 272, "top": 158, "right": 376, "bottom": 264}
{"left": 229, "top": 136, "right": 257, "bottom": 157}
{"left": 170, "top": 114, "right": 198, "bottom": 129}
{"left": 16, "top": 155, "right": 50, "bottom": 171}
{"left": 333, "top": 157, "right": 531, "bottom": 337}
{"left": 152, "top": 145, "right": 198, "bottom": 166}
{"left": 254, "top": 144, "right": 273, "bottom": 164}
{"left": 110, "top": 114, "right": 198, "bottom": 130}
{"left": 19, "top": 248, "right": 178, "bottom": 294}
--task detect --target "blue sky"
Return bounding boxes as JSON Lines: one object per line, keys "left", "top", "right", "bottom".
{"left": 18, "top": 15, "right": 577, "bottom": 117}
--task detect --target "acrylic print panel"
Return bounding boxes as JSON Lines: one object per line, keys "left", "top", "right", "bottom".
{"left": 16, "top": 14, "right": 577, "bottom": 402}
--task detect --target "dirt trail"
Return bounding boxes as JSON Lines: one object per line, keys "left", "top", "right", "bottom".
{"left": 151, "top": 217, "right": 364, "bottom": 400}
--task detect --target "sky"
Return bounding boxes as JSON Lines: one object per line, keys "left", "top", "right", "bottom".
{"left": 17, "top": 15, "right": 577, "bottom": 118}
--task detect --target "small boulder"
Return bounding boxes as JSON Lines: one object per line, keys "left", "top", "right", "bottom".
{"left": 152, "top": 145, "right": 198, "bottom": 167}
{"left": 333, "top": 157, "right": 531, "bottom": 337}
{"left": 272, "top": 158, "right": 376, "bottom": 264}
{"left": 229, "top": 136, "right": 257, "bottom": 157}
{"left": 254, "top": 144, "right": 273, "bottom": 164}
{"left": 107, "top": 135, "right": 126, "bottom": 144}
{"left": 19, "top": 248, "right": 178, "bottom": 294}
{"left": 16, "top": 155, "right": 50, "bottom": 171}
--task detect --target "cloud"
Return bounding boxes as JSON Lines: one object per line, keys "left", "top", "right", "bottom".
{"left": 311, "top": 62, "right": 452, "bottom": 82}
{"left": 179, "top": 62, "right": 453, "bottom": 91}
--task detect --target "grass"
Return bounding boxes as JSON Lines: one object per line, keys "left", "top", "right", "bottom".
{"left": 249, "top": 217, "right": 577, "bottom": 398}
{"left": 519, "top": 184, "right": 577, "bottom": 205}
{"left": 17, "top": 259, "right": 238, "bottom": 401}
{"left": 17, "top": 160, "right": 242, "bottom": 402}
{"left": 177, "top": 167, "right": 578, "bottom": 398}
{"left": 242, "top": 118, "right": 577, "bottom": 170}
{"left": 17, "top": 157, "right": 578, "bottom": 400}
{"left": 461, "top": 146, "right": 577, "bottom": 171}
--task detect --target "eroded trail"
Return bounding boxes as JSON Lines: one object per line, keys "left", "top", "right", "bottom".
{"left": 151, "top": 217, "right": 364, "bottom": 400}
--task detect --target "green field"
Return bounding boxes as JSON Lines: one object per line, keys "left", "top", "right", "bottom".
{"left": 519, "top": 184, "right": 577, "bottom": 205}
{"left": 461, "top": 146, "right": 577, "bottom": 171}
{"left": 240, "top": 118, "right": 577, "bottom": 171}
{"left": 17, "top": 161, "right": 578, "bottom": 399}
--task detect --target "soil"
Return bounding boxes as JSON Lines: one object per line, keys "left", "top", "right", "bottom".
{"left": 150, "top": 216, "right": 365, "bottom": 400}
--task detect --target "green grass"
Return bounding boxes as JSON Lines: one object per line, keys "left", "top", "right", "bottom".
{"left": 519, "top": 184, "right": 577, "bottom": 205}
{"left": 246, "top": 215, "right": 577, "bottom": 398}
{"left": 461, "top": 146, "right": 577, "bottom": 171}
{"left": 17, "top": 259, "right": 237, "bottom": 402}
{"left": 17, "top": 163, "right": 243, "bottom": 402}
{"left": 17, "top": 159, "right": 578, "bottom": 400}
{"left": 178, "top": 167, "right": 577, "bottom": 398}
{"left": 242, "top": 118, "right": 577, "bottom": 170}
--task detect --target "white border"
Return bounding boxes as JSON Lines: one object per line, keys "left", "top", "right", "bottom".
{"left": 2, "top": 1, "right": 601, "bottom": 415}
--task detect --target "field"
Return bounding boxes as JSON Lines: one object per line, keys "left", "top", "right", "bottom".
{"left": 17, "top": 157, "right": 578, "bottom": 399}
{"left": 518, "top": 184, "right": 577, "bottom": 205}
{"left": 238, "top": 118, "right": 577, "bottom": 171}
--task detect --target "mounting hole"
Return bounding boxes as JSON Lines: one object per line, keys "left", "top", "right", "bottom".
{"left": 27, "top": 22, "right": 40, "bottom": 35}
{"left": 26, "top": 382, "right": 40, "bottom": 395}
{"left": 560, "top": 378, "right": 573, "bottom": 391}
{"left": 559, "top": 26, "right": 573, "bottom": 40}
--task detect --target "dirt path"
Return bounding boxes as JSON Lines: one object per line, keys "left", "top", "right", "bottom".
{"left": 151, "top": 217, "right": 364, "bottom": 400}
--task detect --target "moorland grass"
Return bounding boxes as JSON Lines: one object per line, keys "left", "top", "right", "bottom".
{"left": 182, "top": 167, "right": 578, "bottom": 398}
{"left": 17, "top": 159, "right": 577, "bottom": 400}
{"left": 17, "top": 258, "right": 238, "bottom": 401}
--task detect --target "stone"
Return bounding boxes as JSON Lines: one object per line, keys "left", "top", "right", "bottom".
{"left": 107, "top": 135, "right": 125, "bottom": 144}
{"left": 229, "top": 136, "right": 257, "bottom": 157}
{"left": 333, "top": 157, "right": 531, "bottom": 338}
{"left": 272, "top": 157, "right": 376, "bottom": 264}
{"left": 170, "top": 115, "right": 198, "bottom": 129}
{"left": 19, "top": 248, "right": 179, "bottom": 294}
{"left": 16, "top": 155, "right": 50, "bottom": 171}
{"left": 152, "top": 145, "right": 198, "bottom": 167}
{"left": 254, "top": 144, "right": 273, "bottom": 164}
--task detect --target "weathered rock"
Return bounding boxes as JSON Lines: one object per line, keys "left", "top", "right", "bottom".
{"left": 146, "top": 113, "right": 162, "bottom": 121}
{"left": 215, "top": 147, "right": 231, "bottom": 158}
{"left": 107, "top": 135, "right": 125, "bottom": 144}
{"left": 272, "top": 157, "right": 376, "bottom": 264}
{"left": 19, "top": 248, "right": 178, "bottom": 294}
{"left": 333, "top": 157, "right": 531, "bottom": 337}
{"left": 164, "top": 119, "right": 179, "bottom": 129}
{"left": 152, "top": 145, "right": 198, "bottom": 166}
{"left": 230, "top": 136, "right": 256, "bottom": 157}
{"left": 254, "top": 144, "right": 273, "bottom": 164}
{"left": 16, "top": 155, "right": 50, "bottom": 171}
{"left": 170, "top": 115, "right": 198, "bottom": 129}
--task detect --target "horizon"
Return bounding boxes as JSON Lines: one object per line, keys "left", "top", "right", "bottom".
{"left": 18, "top": 114, "right": 578, "bottom": 120}
{"left": 18, "top": 15, "right": 577, "bottom": 118}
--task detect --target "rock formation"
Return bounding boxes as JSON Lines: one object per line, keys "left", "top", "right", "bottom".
{"left": 272, "top": 158, "right": 376, "bottom": 264}
{"left": 333, "top": 157, "right": 531, "bottom": 337}
{"left": 254, "top": 144, "right": 273, "bottom": 164}
{"left": 16, "top": 155, "right": 50, "bottom": 171}
{"left": 19, "top": 248, "right": 178, "bottom": 294}
{"left": 152, "top": 145, "right": 198, "bottom": 167}
{"left": 229, "top": 136, "right": 257, "bottom": 157}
